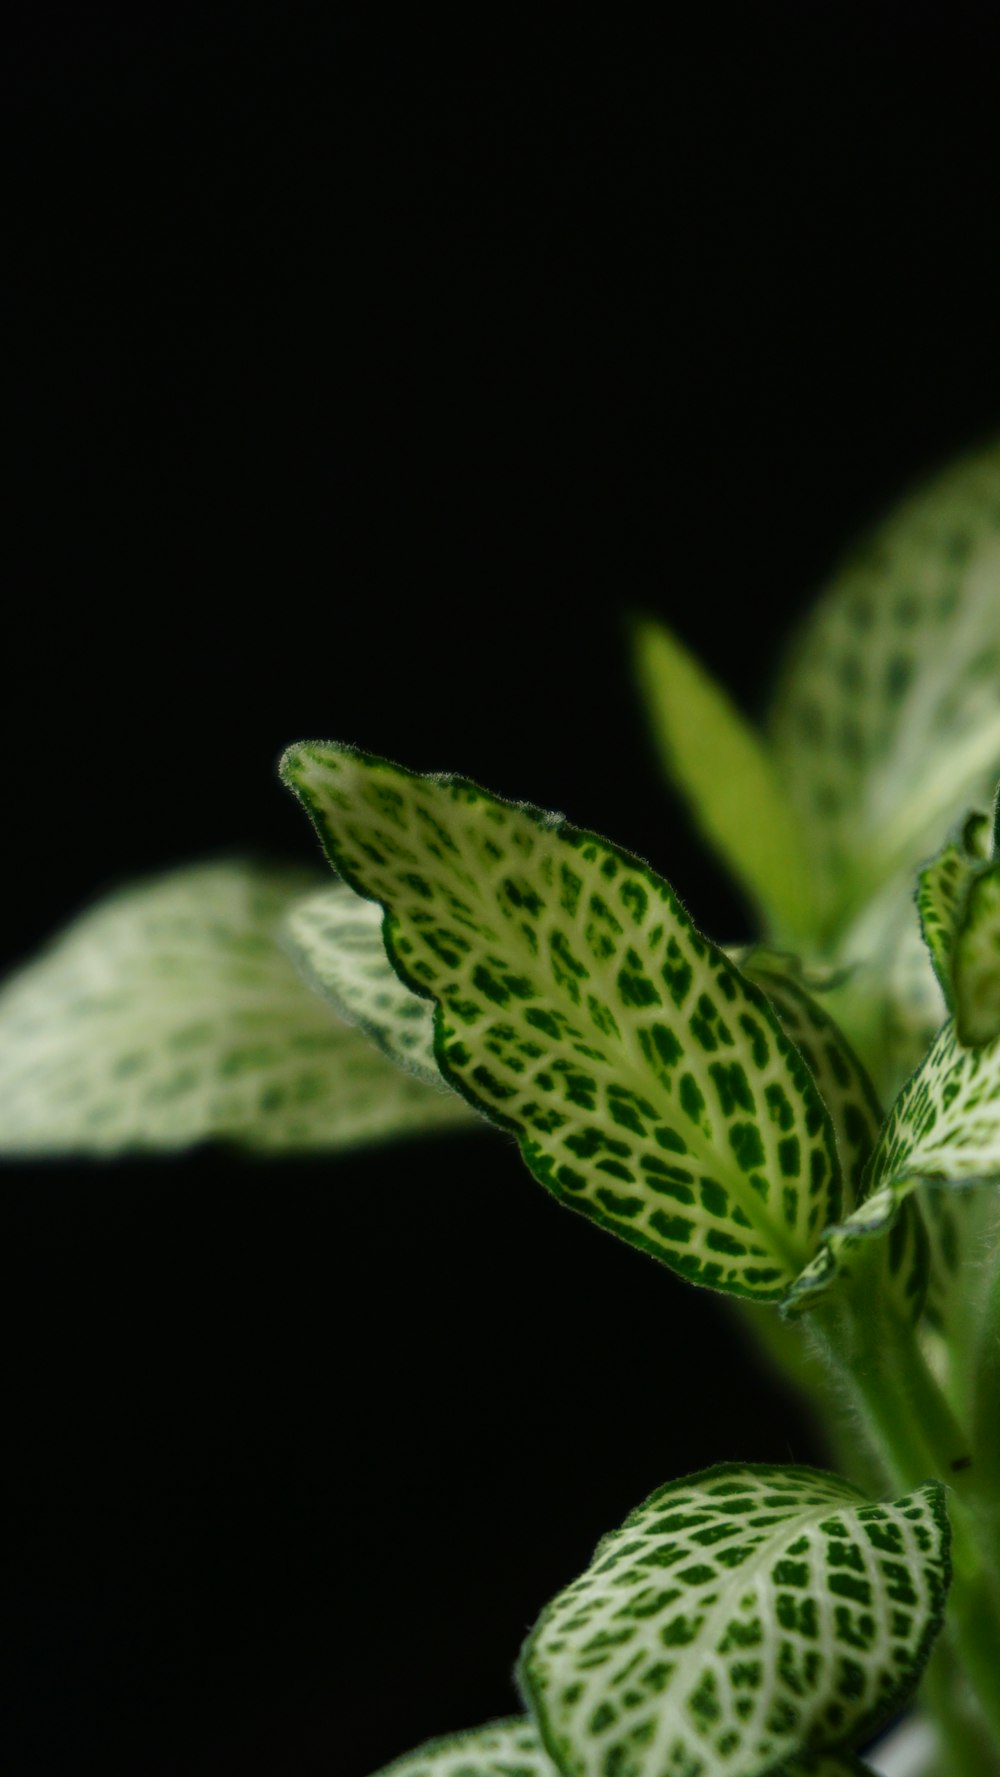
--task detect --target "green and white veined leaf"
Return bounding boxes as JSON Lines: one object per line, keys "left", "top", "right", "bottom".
{"left": 952, "top": 861, "right": 1000, "bottom": 1046}
{"left": 372, "top": 1717, "right": 554, "bottom": 1777}
{"left": 870, "top": 1018, "right": 1000, "bottom": 1194}
{"left": 368, "top": 1718, "right": 879, "bottom": 1777}
{"left": 283, "top": 882, "right": 481, "bottom": 1124}
{"left": 782, "top": 1010, "right": 1000, "bottom": 1319}
{"left": 281, "top": 742, "right": 841, "bottom": 1301}
{"left": 518, "top": 1464, "right": 949, "bottom": 1777}
{"left": 726, "top": 961, "right": 930, "bottom": 1325}
{"left": 630, "top": 617, "right": 817, "bottom": 945}
{"left": 768, "top": 437, "right": 1000, "bottom": 944}
{"left": 915, "top": 801, "right": 1000, "bottom": 1041}
{"left": 0, "top": 861, "right": 472, "bottom": 1156}
{"left": 736, "top": 952, "right": 882, "bottom": 1216}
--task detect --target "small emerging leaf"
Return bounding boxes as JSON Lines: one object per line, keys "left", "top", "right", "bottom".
{"left": 282, "top": 742, "right": 841, "bottom": 1300}
{"left": 519, "top": 1464, "right": 949, "bottom": 1777}
{"left": 631, "top": 617, "right": 816, "bottom": 942}
{"left": 871, "top": 1019, "right": 1000, "bottom": 1194}
{"left": 916, "top": 838, "right": 975, "bottom": 1009}
{"left": 784, "top": 1010, "right": 1000, "bottom": 1317}
{"left": 0, "top": 862, "right": 472, "bottom": 1156}
{"left": 953, "top": 862, "right": 1000, "bottom": 1046}
{"left": 373, "top": 1718, "right": 554, "bottom": 1777}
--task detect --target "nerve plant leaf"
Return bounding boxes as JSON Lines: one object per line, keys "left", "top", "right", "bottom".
{"left": 0, "top": 861, "right": 472, "bottom": 1156}
{"left": 284, "top": 882, "right": 479, "bottom": 1118}
{"left": 282, "top": 743, "right": 841, "bottom": 1300}
{"left": 631, "top": 618, "right": 816, "bottom": 944}
{"left": 518, "top": 1465, "right": 949, "bottom": 1777}
{"left": 916, "top": 798, "right": 1000, "bottom": 1045}
{"left": 736, "top": 954, "right": 882, "bottom": 1215}
{"left": 370, "top": 1720, "right": 878, "bottom": 1777}
{"left": 916, "top": 838, "right": 979, "bottom": 1008}
{"left": 373, "top": 1717, "right": 555, "bottom": 1777}
{"left": 781, "top": 1005, "right": 1000, "bottom": 1318}
{"left": 768, "top": 436, "right": 1000, "bottom": 945}
{"left": 871, "top": 1019, "right": 1000, "bottom": 1194}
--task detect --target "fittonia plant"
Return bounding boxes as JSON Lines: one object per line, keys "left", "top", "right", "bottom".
{"left": 7, "top": 441, "right": 1000, "bottom": 1777}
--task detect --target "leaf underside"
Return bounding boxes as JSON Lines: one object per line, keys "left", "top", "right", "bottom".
{"left": 283, "top": 881, "right": 479, "bottom": 1116}
{"left": 631, "top": 618, "right": 816, "bottom": 944}
{"left": 282, "top": 742, "right": 840, "bottom": 1300}
{"left": 768, "top": 437, "right": 1000, "bottom": 943}
{"left": 0, "top": 861, "right": 472, "bottom": 1156}
{"left": 519, "top": 1464, "right": 949, "bottom": 1777}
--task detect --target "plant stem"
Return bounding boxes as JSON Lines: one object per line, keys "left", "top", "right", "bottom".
{"left": 919, "top": 1640, "right": 997, "bottom": 1777}
{"left": 808, "top": 1274, "right": 1000, "bottom": 1757}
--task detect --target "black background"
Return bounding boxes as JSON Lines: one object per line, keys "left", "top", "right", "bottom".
{"left": 5, "top": 6, "right": 1000, "bottom": 1773}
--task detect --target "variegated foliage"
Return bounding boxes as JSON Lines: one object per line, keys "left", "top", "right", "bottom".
{"left": 373, "top": 1718, "right": 553, "bottom": 1777}
{"left": 916, "top": 798, "right": 1000, "bottom": 1047}
{"left": 733, "top": 958, "right": 931, "bottom": 1327}
{"left": 735, "top": 954, "right": 881, "bottom": 1216}
{"left": 635, "top": 441, "right": 1000, "bottom": 1102}
{"left": 370, "top": 1716, "right": 879, "bottom": 1777}
{"left": 0, "top": 862, "right": 471, "bottom": 1155}
{"left": 781, "top": 1006, "right": 1000, "bottom": 1320}
{"left": 281, "top": 742, "right": 841, "bottom": 1300}
{"left": 284, "top": 881, "right": 479, "bottom": 1116}
{"left": 768, "top": 438, "right": 1000, "bottom": 946}
{"left": 519, "top": 1465, "right": 948, "bottom": 1777}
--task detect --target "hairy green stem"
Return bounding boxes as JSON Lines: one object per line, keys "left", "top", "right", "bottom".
{"left": 919, "top": 1640, "right": 997, "bottom": 1777}
{"left": 807, "top": 1272, "right": 1000, "bottom": 1758}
